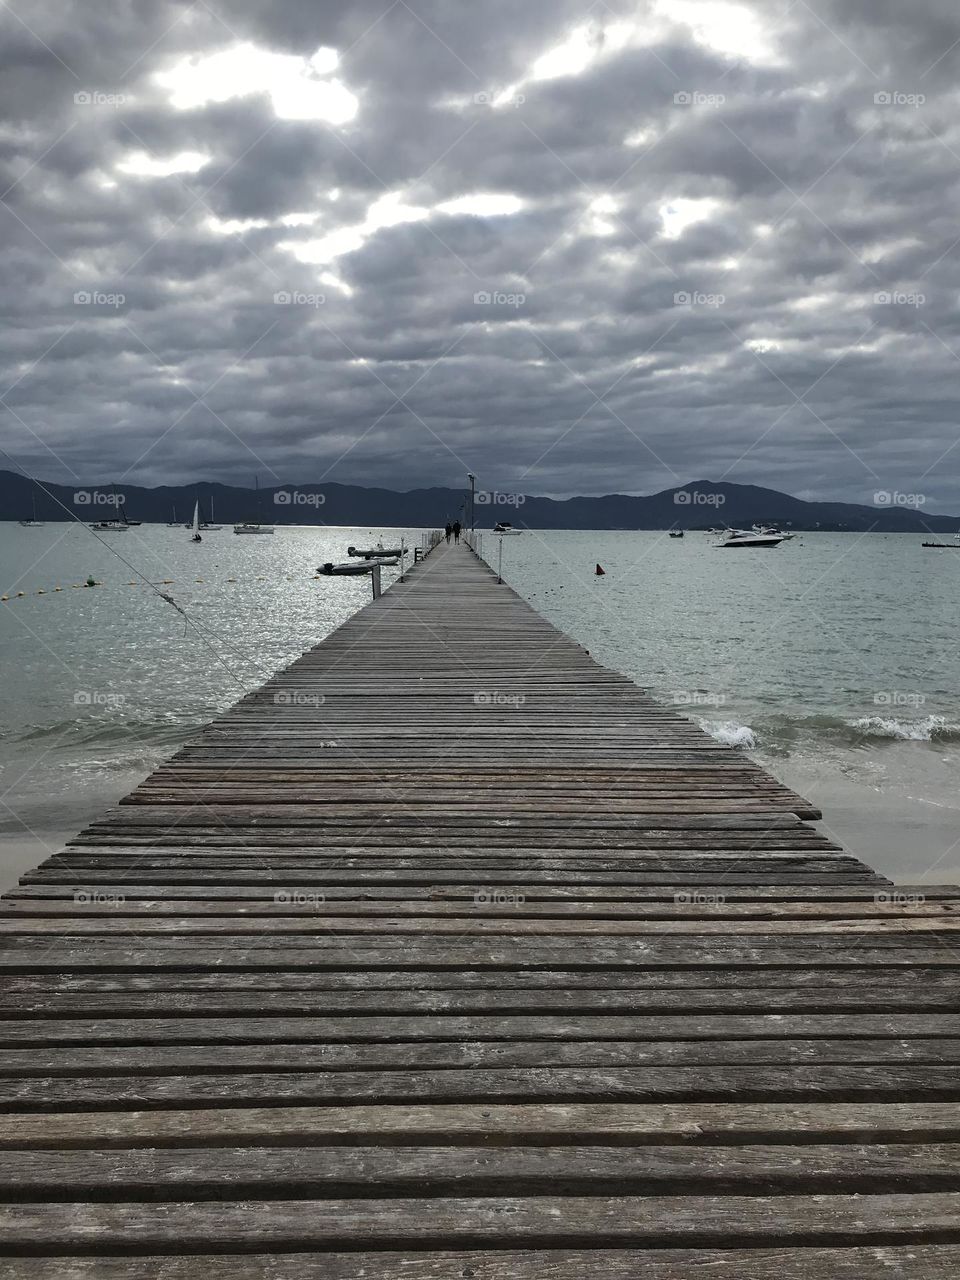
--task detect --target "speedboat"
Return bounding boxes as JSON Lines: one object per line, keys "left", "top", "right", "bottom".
{"left": 669, "top": 529, "right": 684, "bottom": 538}
{"left": 494, "top": 522, "right": 522, "bottom": 535}
{"left": 717, "top": 528, "right": 783, "bottom": 548}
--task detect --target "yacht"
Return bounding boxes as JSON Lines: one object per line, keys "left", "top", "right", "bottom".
{"left": 494, "top": 522, "right": 522, "bottom": 535}
{"left": 717, "top": 528, "right": 783, "bottom": 548}
{"left": 753, "top": 523, "right": 795, "bottom": 540}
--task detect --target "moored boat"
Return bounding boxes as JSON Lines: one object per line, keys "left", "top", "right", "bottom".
{"left": 717, "top": 528, "right": 783, "bottom": 548}
{"left": 318, "top": 561, "right": 376, "bottom": 575}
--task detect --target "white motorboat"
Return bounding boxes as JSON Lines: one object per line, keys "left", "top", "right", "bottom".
{"left": 717, "top": 528, "right": 783, "bottom": 548}
{"left": 494, "top": 522, "right": 522, "bottom": 535}
{"left": 753, "top": 523, "right": 794, "bottom": 540}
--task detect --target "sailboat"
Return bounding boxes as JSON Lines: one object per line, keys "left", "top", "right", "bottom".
{"left": 190, "top": 502, "right": 202, "bottom": 543}
{"left": 234, "top": 476, "right": 274, "bottom": 534}
{"left": 200, "top": 497, "right": 222, "bottom": 531}
{"left": 166, "top": 505, "right": 180, "bottom": 527}
{"left": 18, "top": 496, "right": 44, "bottom": 527}
{"left": 93, "top": 496, "right": 140, "bottom": 531}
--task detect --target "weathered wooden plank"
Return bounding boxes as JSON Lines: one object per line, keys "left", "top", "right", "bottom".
{"left": 5, "top": 1246, "right": 960, "bottom": 1280}
{"left": 2, "top": 1192, "right": 960, "bottom": 1249}
{"left": 4, "top": 1143, "right": 960, "bottom": 1198}
{"left": 4, "top": 1063, "right": 960, "bottom": 1110}
{"left": 2, "top": 1038, "right": 960, "bottom": 1080}
{"left": 5, "top": 1101, "right": 960, "bottom": 1149}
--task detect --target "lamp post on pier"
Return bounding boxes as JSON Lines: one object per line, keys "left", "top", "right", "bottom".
{"left": 467, "top": 473, "right": 475, "bottom": 537}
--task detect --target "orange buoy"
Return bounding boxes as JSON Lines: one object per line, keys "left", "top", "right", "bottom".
{"left": 595, "top": 564, "right": 605, "bottom": 576}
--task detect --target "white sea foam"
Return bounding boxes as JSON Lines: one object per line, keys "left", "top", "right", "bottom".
{"left": 701, "top": 720, "right": 758, "bottom": 749}
{"left": 848, "top": 714, "right": 960, "bottom": 742}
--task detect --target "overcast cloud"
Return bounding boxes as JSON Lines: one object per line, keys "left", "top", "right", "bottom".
{"left": 1, "top": 0, "right": 959, "bottom": 506}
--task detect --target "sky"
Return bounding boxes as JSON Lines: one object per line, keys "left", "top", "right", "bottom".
{"left": 1, "top": 0, "right": 959, "bottom": 507}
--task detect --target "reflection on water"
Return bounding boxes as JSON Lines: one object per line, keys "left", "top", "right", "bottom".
{"left": 0, "top": 523, "right": 421, "bottom": 848}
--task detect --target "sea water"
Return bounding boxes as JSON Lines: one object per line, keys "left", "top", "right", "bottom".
{"left": 0, "top": 525, "right": 957, "bottom": 890}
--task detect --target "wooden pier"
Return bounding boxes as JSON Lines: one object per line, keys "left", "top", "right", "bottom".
{"left": 2, "top": 539, "right": 959, "bottom": 1276}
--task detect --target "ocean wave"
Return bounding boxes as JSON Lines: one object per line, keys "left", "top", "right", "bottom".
{"left": 701, "top": 720, "right": 758, "bottom": 749}
{"left": 697, "top": 711, "right": 960, "bottom": 753}
{"left": 847, "top": 715, "right": 960, "bottom": 743}
{"left": 15, "top": 712, "right": 204, "bottom": 749}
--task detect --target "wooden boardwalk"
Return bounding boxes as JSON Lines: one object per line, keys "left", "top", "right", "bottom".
{"left": 2, "top": 539, "right": 960, "bottom": 1276}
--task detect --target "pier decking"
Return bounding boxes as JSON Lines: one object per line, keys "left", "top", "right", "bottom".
{"left": 2, "top": 540, "right": 959, "bottom": 1276}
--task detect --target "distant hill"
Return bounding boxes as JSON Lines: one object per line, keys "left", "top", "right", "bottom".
{"left": 1, "top": 471, "right": 956, "bottom": 533}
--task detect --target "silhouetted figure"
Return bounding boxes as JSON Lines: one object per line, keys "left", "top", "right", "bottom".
{"left": 453, "top": 520, "right": 461, "bottom": 544}
{"left": 444, "top": 523, "right": 452, "bottom": 543}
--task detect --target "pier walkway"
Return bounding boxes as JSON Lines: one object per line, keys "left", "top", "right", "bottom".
{"left": 2, "top": 540, "right": 960, "bottom": 1276}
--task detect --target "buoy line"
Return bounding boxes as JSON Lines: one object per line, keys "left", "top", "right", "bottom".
{"left": 0, "top": 450, "right": 263, "bottom": 689}
{"left": 1, "top": 573, "right": 354, "bottom": 602}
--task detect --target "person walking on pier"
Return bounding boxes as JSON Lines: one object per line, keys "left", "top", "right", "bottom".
{"left": 453, "top": 520, "right": 461, "bottom": 543}
{"left": 444, "top": 522, "right": 452, "bottom": 543}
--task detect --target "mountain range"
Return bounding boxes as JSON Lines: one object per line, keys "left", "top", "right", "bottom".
{"left": 1, "top": 471, "right": 956, "bottom": 533}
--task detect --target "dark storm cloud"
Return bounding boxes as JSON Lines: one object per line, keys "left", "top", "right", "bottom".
{"left": 1, "top": 0, "right": 960, "bottom": 507}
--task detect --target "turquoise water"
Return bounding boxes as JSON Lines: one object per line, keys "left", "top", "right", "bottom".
{"left": 1, "top": 525, "right": 958, "bottom": 888}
